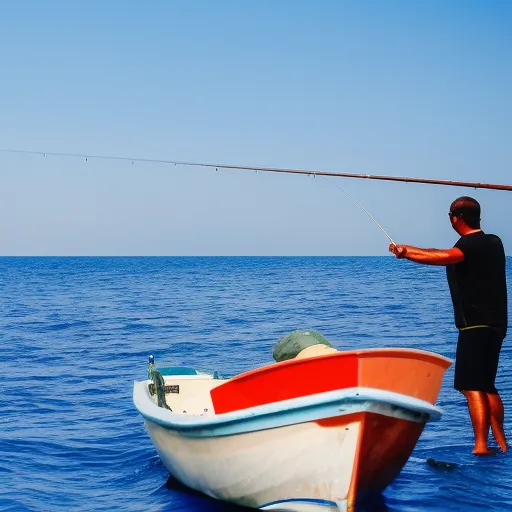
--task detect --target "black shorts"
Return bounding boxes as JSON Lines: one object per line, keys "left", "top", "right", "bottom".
{"left": 454, "top": 327, "right": 503, "bottom": 394}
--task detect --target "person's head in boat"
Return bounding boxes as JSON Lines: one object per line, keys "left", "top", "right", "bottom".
{"left": 449, "top": 196, "right": 481, "bottom": 234}
{"left": 272, "top": 329, "right": 337, "bottom": 362}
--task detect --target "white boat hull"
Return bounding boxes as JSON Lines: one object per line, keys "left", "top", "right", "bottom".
{"left": 146, "top": 417, "right": 360, "bottom": 510}
{"left": 134, "top": 348, "right": 451, "bottom": 511}
{"left": 136, "top": 384, "right": 436, "bottom": 510}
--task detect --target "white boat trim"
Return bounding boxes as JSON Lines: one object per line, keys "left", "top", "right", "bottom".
{"left": 133, "top": 381, "right": 443, "bottom": 438}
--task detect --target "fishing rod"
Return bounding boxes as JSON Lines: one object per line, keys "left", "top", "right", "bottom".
{"left": 2, "top": 148, "right": 512, "bottom": 192}
{"left": 2, "top": 148, "right": 509, "bottom": 245}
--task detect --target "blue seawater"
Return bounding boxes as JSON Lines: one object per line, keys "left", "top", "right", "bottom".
{"left": 1, "top": 257, "right": 511, "bottom": 512}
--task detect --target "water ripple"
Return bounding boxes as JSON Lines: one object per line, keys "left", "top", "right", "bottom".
{"left": 1, "top": 256, "right": 511, "bottom": 511}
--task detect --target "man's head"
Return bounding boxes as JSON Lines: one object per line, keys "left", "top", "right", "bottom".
{"left": 449, "top": 196, "right": 481, "bottom": 231}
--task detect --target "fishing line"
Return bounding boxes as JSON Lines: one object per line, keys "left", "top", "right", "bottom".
{"left": 0, "top": 148, "right": 396, "bottom": 244}
{"left": 320, "top": 177, "right": 396, "bottom": 245}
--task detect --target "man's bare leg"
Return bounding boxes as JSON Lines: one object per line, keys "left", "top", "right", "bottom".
{"left": 487, "top": 392, "right": 507, "bottom": 452}
{"left": 462, "top": 390, "right": 493, "bottom": 455}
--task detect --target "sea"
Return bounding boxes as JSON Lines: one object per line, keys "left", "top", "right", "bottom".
{"left": 1, "top": 256, "right": 511, "bottom": 512}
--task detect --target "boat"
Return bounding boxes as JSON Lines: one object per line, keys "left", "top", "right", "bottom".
{"left": 133, "top": 345, "right": 451, "bottom": 511}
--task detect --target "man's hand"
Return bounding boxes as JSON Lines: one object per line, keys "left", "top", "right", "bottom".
{"left": 388, "top": 244, "right": 464, "bottom": 265}
{"left": 389, "top": 243, "right": 407, "bottom": 259}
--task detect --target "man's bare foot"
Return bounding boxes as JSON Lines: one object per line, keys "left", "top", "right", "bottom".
{"left": 473, "top": 446, "right": 499, "bottom": 456}
{"left": 490, "top": 428, "right": 507, "bottom": 452}
{"left": 498, "top": 442, "right": 508, "bottom": 452}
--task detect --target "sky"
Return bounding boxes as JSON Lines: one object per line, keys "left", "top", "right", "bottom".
{"left": 1, "top": 0, "right": 511, "bottom": 256}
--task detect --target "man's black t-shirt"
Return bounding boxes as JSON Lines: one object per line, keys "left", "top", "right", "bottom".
{"left": 446, "top": 231, "right": 508, "bottom": 338}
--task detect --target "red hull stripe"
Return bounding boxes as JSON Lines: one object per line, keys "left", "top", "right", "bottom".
{"left": 211, "top": 354, "right": 358, "bottom": 414}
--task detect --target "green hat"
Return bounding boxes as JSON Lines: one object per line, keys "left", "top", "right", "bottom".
{"left": 273, "top": 329, "right": 333, "bottom": 362}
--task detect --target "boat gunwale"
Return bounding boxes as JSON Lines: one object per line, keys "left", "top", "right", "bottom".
{"left": 227, "top": 348, "right": 452, "bottom": 384}
{"left": 133, "top": 381, "right": 443, "bottom": 437}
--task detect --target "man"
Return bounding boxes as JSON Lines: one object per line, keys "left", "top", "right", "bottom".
{"left": 389, "top": 196, "right": 507, "bottom": 455}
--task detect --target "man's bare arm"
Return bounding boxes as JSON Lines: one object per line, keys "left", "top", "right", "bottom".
{"left": 389, "top": 244, "right": 464, "bottom": 266}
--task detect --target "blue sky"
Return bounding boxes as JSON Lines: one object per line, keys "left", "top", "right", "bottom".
{"left": 1, "top": 1, "right": 511, "bottom": 255}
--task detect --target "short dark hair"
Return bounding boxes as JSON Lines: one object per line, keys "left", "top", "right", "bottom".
{"left": 449, "top": 196, "right": 481, "bottom": 229}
